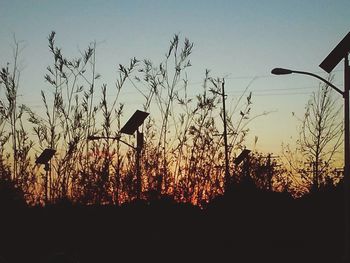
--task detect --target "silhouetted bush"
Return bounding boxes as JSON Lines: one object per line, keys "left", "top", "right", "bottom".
{"left": 0, "top": 178, "right": 26, "bottom": 208}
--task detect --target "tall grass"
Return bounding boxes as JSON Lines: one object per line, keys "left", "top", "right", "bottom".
{"left": 0, "top": 32, "right": 289, "bottom": 206}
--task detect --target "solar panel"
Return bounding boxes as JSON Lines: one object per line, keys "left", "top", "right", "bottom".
{"left": 35, "top": 148, "right": 56, "bottom": 164}
{"left": 319, "top": 32, "right": 350, "bottom": 73}
{"left": 233, "top": 149, "right": 251, "bottom": 165}
{"left": 120, "top": 110, "right": 149, "bottom": 135}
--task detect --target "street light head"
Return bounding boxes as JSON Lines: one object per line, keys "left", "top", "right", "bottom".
{"left": 271, "top": 68, "right": 293, "bottom": 75}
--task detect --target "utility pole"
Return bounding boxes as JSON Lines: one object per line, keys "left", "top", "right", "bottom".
{"left": 267, "top": 154, "right": 272, "bottom": 191}
{"left": 259, "top": 154, "right": 279, "bottom": 191}
{"left": 221, "top": 79, "right": 230, "bottom": 189}
{"left": 210, "top": 79, "right": 230, "bottom": 190}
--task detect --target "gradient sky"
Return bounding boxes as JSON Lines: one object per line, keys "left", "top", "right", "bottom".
{"left": 0, "top": 0, "right": 349, "bottom": 155}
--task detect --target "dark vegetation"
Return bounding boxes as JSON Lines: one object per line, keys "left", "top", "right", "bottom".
{"left": 0, "top": 33, "right": 345, "bottom": 262}
{"left": 0, "top": 32, "right": 294, "bottom": 206}
{"left": 0, "top": 180, "right": 345, "bottom": 263}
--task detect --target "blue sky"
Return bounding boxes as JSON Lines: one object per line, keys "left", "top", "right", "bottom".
{"left": 0, "top": 0, "right": 349, "bottom": 154}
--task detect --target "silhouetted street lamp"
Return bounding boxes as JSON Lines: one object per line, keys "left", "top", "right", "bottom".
{"left": 271, "top": 31, "right": 350, "bottom": 263}
{"left": 88, "top": 110, "right": 149, "bottom": 200}
{"left": 271, "top": 68, "right": 344, "bottom": 95}
{"left": 36, "top": 148, "right": 56, "bottom": 204}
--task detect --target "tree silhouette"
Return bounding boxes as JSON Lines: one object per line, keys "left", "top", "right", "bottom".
{"left": 283, "top": 75, "right": 343, "bottom": 194}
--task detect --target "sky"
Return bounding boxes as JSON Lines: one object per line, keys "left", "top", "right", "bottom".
{"left": 0, "top": 0, "right": 349, "bottom": 156}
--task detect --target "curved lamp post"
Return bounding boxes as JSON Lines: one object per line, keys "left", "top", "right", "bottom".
{"left": 271, "top": 68, "right": 344, "bottom": 96}
{"left": 271, "top": 31, "right": 350, "bottom": 263}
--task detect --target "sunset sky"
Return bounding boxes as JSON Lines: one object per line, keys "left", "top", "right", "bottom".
{"left": 0, "top": 0, "right": 349, "bottom": 156}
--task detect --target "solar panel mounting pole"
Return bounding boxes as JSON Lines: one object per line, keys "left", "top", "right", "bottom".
{"left": 36, "top": 148, "right": 56, "bottom": 205}
{"left": 119, "top": 110, "right": 149, "bottom": 199}
{"left": 44, "top": 163, "right": 49, "bottom": 203}
{"left": 136, "top": 129, "right": 144, "bottom": 199}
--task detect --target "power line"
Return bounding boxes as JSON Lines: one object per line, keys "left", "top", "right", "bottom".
{"left": 14, "top": 70, "right": 343, "bottom": 106}
{"left": 14, "top": 91, "right": 318, "bottom": 107}
{"left": 248, "top": 92, "right": 313, "bottom": 97}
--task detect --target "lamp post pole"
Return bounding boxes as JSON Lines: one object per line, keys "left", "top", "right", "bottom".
{"left": 272, "top": 58, "right": 349, "bottom": 262}
{"left": 344, "top": 54, "right": 350, "bottom": 263}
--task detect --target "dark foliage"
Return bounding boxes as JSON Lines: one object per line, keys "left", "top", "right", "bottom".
{"left": 0, "top": 181, "right": 345, "bottom": 263}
